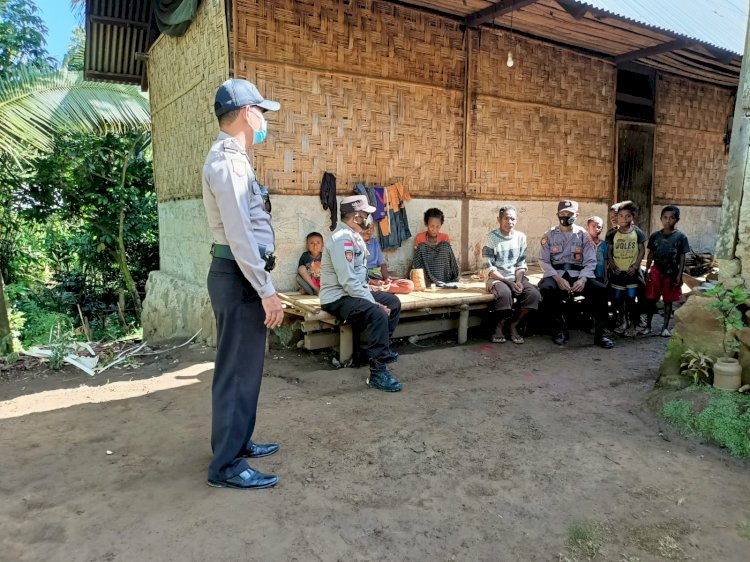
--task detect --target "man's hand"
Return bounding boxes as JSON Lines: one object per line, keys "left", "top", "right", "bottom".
{"left": 671, "top": 275, "right": 682, "bottom": 288}
{"left": 262, "top": 294, "right": 285, "bottom": 329}
{"left": 571, "top": 277, "right": 587, "bottom": 293}
{"left": 378, "top": 303, "right": 391, "bottom": 316}
{"left": 610, "top": 264, "right": 621, "bottom": 275}
{"left": 644, "top": 271, "right": 651, "bottom": 284}
{"left": 626, "top": 265, "right": 638, "bottom": 276}
{"left": 554, "top": 276, "right": 571, "bottom": 292}
{"left": 510, "top": 279, "right": 523, "bottom": 294}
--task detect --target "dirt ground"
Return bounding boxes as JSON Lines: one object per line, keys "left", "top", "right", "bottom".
{"left": 1, "top": 327, "right": 749, "bottom": 562}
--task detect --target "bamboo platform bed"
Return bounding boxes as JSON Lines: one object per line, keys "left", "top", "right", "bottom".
{"left": 280, "top": 267, "right": 545, "bottom": 362}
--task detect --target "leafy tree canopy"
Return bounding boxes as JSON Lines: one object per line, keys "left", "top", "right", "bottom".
{"left": 0, "top": 0, "right": 55, "bottom": 76}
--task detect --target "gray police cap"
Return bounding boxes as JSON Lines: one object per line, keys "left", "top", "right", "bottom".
{"left": 214, "top": 79, "right": 280, "bottom": 117}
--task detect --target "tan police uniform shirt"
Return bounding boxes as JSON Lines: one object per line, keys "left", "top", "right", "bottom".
{"left": 202, "top": 132, "right": 276, "bottom": 299}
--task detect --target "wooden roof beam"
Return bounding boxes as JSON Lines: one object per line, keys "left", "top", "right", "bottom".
{"left": 89, "top": 15, "right": 149, "bottom": 29}
{"left": 614, "top": 39, "right": 693, "bottom": 64}
{"left": 465, "top": 0, "right": 539, "bottom": 28}
{"left": 703, "top": 45, "right": 738, "bottom": 65}
{"left": 557, "top": 0, "right": 589, "bottom": 20}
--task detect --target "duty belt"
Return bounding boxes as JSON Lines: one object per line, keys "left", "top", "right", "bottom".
{"left": 553, "top": 263, "right": 584, "bottom": 272}
{"left": 211, "top": 243, "right": 276, "bottom": 272}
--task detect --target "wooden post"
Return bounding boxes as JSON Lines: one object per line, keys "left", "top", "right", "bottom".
{"left": 339, "top": 324, "right": 354, "bottom": 363}
{"left": 716, "top": 19, "right": 750, "bottom": 260}
{"left": 460, "top": 27, "right": 474, "bottom": 271}
{"left": 458, "top": 305, "right": 470, "bottom": 344}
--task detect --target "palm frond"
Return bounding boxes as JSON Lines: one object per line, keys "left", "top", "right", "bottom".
{"left": 0, "top": 67, "right": 150, "bottom": 163}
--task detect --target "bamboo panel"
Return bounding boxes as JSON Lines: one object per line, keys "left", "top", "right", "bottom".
{"left": 149, "top": 0, "right": 229, "bottom": 203}
{"left": 653, "top": 125, "right": 727, "bottom": 206}
{"left": 243, "top": 61, "right": 465, "bottom": 196}
{"left": 466, "top": 94, "right": 614, "bottom": 201}
{"left": 656, "top": 74, "right": 734, "bottom": 132}
{"left": 653, "top": 73, "right": 732, "bottom": 205}
{"left": 235, "top": 0, "right": 466, "bottom": 90}
{"left": 474, "top": 28, "right": 615, "bottom": 115}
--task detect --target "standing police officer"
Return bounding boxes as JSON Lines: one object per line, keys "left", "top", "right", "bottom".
{"left": 538, "top": 200, "right": 614, "bottom": 349}
{"left": 320, "top": 195, "right": 403, "bottom": 392}
{"left": 203, "top": 79, "right": 284, "bottom": 490}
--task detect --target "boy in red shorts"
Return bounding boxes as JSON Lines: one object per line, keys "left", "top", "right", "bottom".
{"left": 642, "top": 205, "right": 690, "bottom": 337}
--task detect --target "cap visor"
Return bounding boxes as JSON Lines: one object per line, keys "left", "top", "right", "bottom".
{"left": 362, "top": 203, "right": 376, "bottom": 213}
{"left": 257, "top": 99, "right": 281, "bottom": 111}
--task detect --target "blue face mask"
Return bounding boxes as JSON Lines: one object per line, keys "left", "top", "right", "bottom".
{"left": 250, "top": 111, "right": 268, "bottom": 145}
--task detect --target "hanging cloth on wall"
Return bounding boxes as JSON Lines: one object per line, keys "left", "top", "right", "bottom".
{"left": 320, "top": 172, "right": 338, "bottom": 231}
{"left": 371, "top": 187, "right": 388, "bottom": 222}
{"left": 154, "top": 0, "right": 200, "bottom": 37}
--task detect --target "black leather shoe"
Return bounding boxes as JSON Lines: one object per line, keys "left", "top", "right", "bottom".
{"left": 367, "top": 366, "right": 402, "bottom": 392}
{"left": 207, "top": 468, "right": 278, "bottom": 490}
{"left": 553, "top": 332, "right": 566, "bottom": 346}
{"left": 595, "top": 335, "right": 614, "bottom": 349}
{"left": 240, "top": 441, "right": 279, "bottom": 458}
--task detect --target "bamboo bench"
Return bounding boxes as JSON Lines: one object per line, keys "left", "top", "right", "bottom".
{"left": 280, "top": 268, "right": 545, "bottom": 362}
{"left": 280, "top": 282, "right": 495, "bottom": 362}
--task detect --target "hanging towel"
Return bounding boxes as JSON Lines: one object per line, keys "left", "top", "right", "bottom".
{"left": 320, "top": 172, "right": 337, "bottom": 231}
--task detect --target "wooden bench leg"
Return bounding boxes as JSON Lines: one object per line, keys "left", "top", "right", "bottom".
{"left": 458, "top": 306, "right": 469, "bottom": 344}
{"left": 339, "top": 324, "right": 354, "bottom": 363}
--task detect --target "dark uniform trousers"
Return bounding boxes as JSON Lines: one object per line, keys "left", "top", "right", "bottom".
{"left": 322, "top": 291, "right": 401, "bottom": 366}
{"left": 206, "top": 257, "right": 266, "bottom": 481}
{"left": 538, "top": 273, "right": 607, "bottom": 337}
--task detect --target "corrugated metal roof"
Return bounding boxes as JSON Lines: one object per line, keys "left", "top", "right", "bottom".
{"left": 579, "top": 0, "right": 747, "bottom": 55}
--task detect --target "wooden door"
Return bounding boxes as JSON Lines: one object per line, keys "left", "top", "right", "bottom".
{"left": 616, "top": 122, "right": 654, "bottom": 231}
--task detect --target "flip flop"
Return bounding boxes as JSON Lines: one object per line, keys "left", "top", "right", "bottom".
{"left": 491, "top": 334, "right": 506, "bottom": 343}
{"left": 510, "top": 334, "right": 524, "bottom": 344}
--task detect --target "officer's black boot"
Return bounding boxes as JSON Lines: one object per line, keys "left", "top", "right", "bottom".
{"left": 594, "top": 321, "right": 614, "bottom": 349}
{"left": 552, "top": 319, "right": 568, "bottom": 346}
{"left": 367, "top": 362, "right": 402, "bottom": 392}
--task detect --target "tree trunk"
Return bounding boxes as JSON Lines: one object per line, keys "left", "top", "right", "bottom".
{"left": 116, "top": 204, "right": 142, "bottom": 321}
{"left": 0, "top": 273, "right": 12, "bottom": 354}
{"left": 112, "top": 135, "right": 143, "bottom": 322}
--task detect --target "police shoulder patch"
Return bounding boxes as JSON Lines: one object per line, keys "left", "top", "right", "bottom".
{"left": 540, "top": 236, "right": 548, "bottom": 246}
{"left": 230, "top": 157, "right": 246, "bottom": 177}
{"left": 343, "top": 240, "right": 354, "bottom": 263}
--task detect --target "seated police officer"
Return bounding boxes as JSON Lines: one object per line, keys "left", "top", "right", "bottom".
{"left": 320, "top": 195, "right": 403, "bottom": 392}
{"left": 538, "top": 200, "right": 614, "bottom": 349}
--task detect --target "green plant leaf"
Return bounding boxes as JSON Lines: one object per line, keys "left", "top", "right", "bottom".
{"left": 0, "top": 67, "right": 150, "bottom": 164}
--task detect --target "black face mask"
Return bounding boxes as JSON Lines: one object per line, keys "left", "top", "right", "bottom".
{"left": 558, "top": 215, "right": 576, "bottom": 227}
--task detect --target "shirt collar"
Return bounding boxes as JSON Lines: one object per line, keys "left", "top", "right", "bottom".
{"left": 216, "top": 132, "right": 247, "bottom": 154}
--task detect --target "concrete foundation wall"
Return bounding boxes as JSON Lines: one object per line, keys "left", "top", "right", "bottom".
{"left": 649, "top": 205, "right": 721, "bottom": 253}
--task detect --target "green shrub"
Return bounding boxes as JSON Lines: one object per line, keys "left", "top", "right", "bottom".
{"left": 662, "top": 388, "right": 750, "bottom": 457}
{"left": 662, "top": 400, "right": 696, "bottom": 436}
{"left": 694, "top": 395, "right": 750, "bottom": 457}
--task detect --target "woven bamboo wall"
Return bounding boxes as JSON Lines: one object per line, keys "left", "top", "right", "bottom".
{"left": 468, "top": 29, "right": 615, "bottom": 200}
{"left": 653, "top": 74, "right": 733, "bottom": 205}
{"left": 149, "top": 0, "right": 229, "bottom": 203}
{"left": 234, "top": 0, "right": 615, "bottom": 201}
{"left": 235, "top": 0, "right": 466, "bottom": 197}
